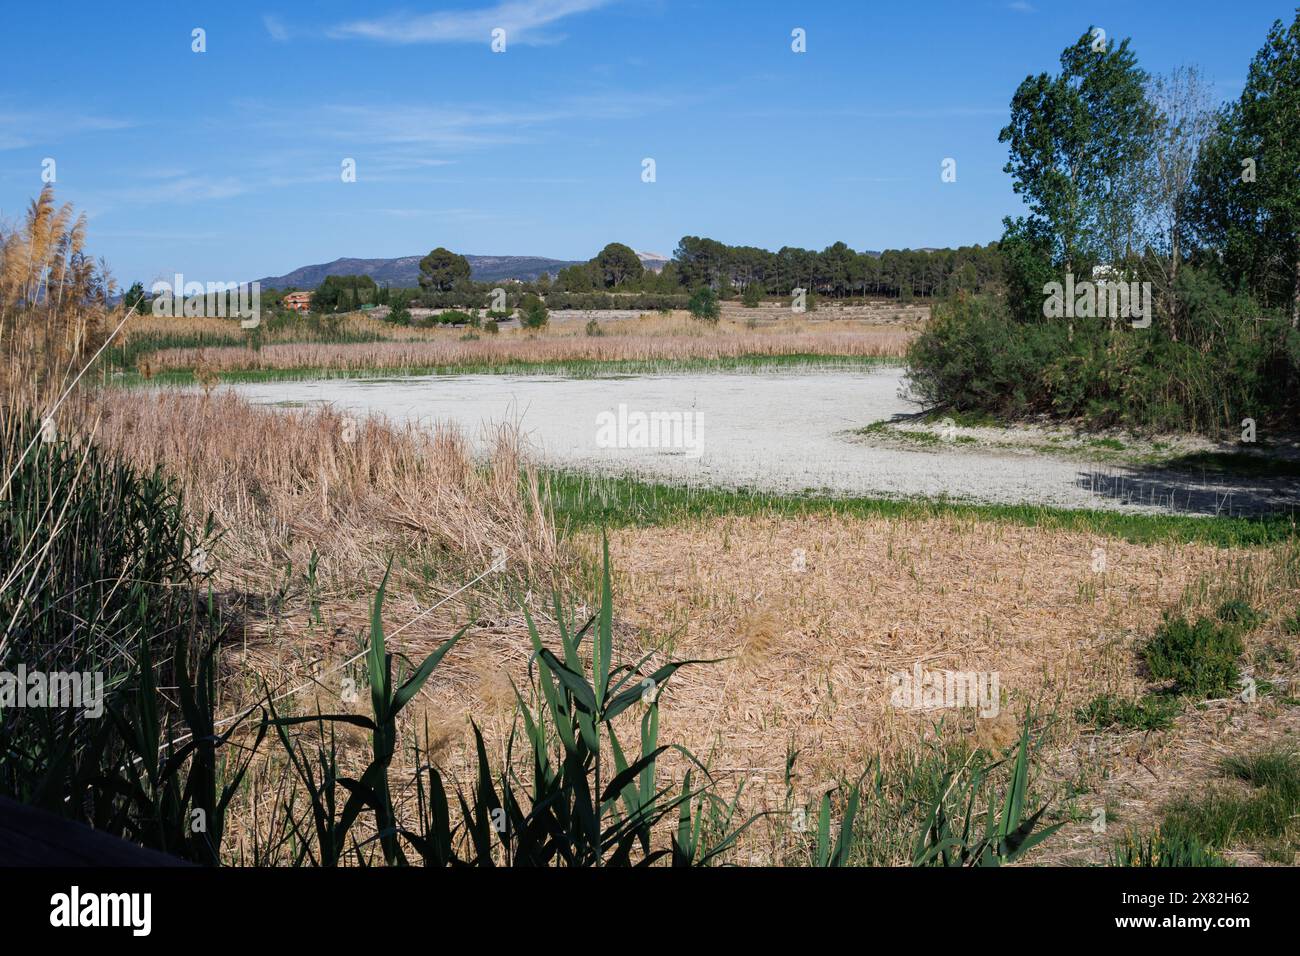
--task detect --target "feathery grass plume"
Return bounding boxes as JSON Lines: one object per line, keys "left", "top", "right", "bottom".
{"left": 736, "top": 607, "right": 780, "bottom": 669}
{"left": 0, "top": 186, "right": 116, "bottom": 393}
{"left": 972, "top": 708, "right": 1021, "bottom": 752}
{"left": 193, "top": 351, "right": 220, "bottom": 395}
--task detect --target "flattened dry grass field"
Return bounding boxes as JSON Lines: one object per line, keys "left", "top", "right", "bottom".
{"left": 579, "top": 513, "right": 1298, "bottom": 860}
{"left": 209, "top": 494, "right": 1292, "bottom": 863}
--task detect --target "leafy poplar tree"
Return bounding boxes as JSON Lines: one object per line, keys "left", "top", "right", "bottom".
{"left": 1188, "top": 11, "right": 1300, "bottom": 326}
{"left": 999, "top": 28, "right": 1154, "bottom": 274}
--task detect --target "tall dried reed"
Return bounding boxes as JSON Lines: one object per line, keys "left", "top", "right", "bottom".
{"left": 87, "top": 389, "right": 562, "bottom": 599}
{"left": 142, "top": 329, "right": 910, "bottom": 374}
{"left": 0, "top": 186, "right": 118, "bottom": 399}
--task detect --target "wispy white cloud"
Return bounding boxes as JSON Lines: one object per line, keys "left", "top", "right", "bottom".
{"left": 244, "top": 92, "right": 672, "bottom": 158}
{"left": 70, "top": 87, "right": 666, "bottom": 215}
{"left": 739, "top": 106, "right": 1006, "bottom": 122}
{"left": 263, "top": 14, "right": 290, "bottom": 41}
{"left": 330, "top": 0, "right": 613, "bottom": 46}
{"left": 94, "top": 229, "right": 223, "bottom": 242}
{"left": 1007, "top": 1, "right": 1036, "bottom": 13}
{"left": 0, "top": 108, "right": 136, "bottom": 151}
{"left": 106, "top": 174, "right": 251, "bottom": 204}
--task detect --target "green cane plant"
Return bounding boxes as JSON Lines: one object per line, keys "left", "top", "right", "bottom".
{"left": 911, "top": 718, "right": 1063, "bottom": 866}
{"left": 270, "top": 564, "right": 467, "bottom": 866}
{"left": 402, "top": 536, "right": 755, "bottom": 866}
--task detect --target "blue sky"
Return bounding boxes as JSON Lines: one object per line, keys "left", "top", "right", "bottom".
{"left": 0, "top": 0, "right": 1290, "bottom": 285}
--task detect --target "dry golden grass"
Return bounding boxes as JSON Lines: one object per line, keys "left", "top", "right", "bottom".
{"left": 123, "top": 313, "right": 241, "bottom": 339}
{"left": 203, "top": 497, "right": 1293, "bottom": 863}
{"left": 196, "top": 475, "right": 1294, "bottom": 862}
{"left": 58, "top": 390, "right": 570, "bottom": 860}
{"left": 125, "top": 309, "right": 438, "bottom": 343}
{"left": 84, "top": 388, "right": 564, "bottom": 624}
{"left": 123, "top": 302, "right": 926, "bottom": 340}
{"left": 580, "top": 513, "right": 1298, "bottom": 857}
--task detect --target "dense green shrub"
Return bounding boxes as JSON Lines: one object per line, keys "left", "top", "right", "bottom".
{"left": 1216, "top": 599, "right": 1265, "bottom": 630}
{"left": 0, "top": 411, "right": 244, "bottom": 863}
{"left": 415, "top": 289, "right": 490, "bottom": 310}
{"left": 906, "top": 277, "right": 1298, "bottom": 434}
{"left": 688, "top": 287, "right": 720, "bottom": 323}
{"left": 1143, "top": 614, "right": 1244, "bottom": 698}
{"left": 906, "top": 293, "right": 1067, "bottom": 418}
{"left": 519, "top": 293, "right": 549, "bottom": 329}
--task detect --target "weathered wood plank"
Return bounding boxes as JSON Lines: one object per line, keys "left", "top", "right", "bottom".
{"left": 0, "top": 796, "right": 190, "bottom": 866}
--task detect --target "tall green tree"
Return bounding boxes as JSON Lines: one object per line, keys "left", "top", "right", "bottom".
{"left": 314, "top": 274, "right": 378, "bottom": 313}
{"left": 593, "top": 242, "right": 644, "bottom": 287}
{"left": 999, "top": 28, "right": 1154, "bottom": 273}
{"left": 673, "top": 236, "right": 728, "bottom": 289}
{"left": 1189, "top": 11, "right": 1300, "bottom": 326}
{"left": 556, "top": 262, "right": 595, "bottom": 292}
{"left": 122, "top": 280, "right": 145, "bottom": 312}
{"left": 418, "top": 247, "right": 471, "bottom": 292}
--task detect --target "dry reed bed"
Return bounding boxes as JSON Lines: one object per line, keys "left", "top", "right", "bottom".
{"left": 75, "top": 391, "right": 573, "bottom": 851}
{"left": 84, "top": 389, "right": 563, "bottom": 639}
{"left": 125, "top": 305, "right": 925, "bottom": 343}
{"left": 142, "top": 329, "right": 912, "bottom": 373}
{"left": 126, "top": 310, "right": 432, "bottom": 343}
{"left": 90, "top": 390, "right": 559, "bottom": 582}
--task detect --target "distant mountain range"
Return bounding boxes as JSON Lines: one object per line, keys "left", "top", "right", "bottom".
{"left": 257, "top": 251, "right": 670, "bottom": 289}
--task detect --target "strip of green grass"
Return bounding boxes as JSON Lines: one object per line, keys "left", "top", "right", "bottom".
{"left": 108, "top": 353, "right": 900, "bottom": 387}
{"left": 1161, "top": 749, "right": 1300, "bottom": 859}
{"left": 1077, "top": 693, "right": 1182, "bottom": 731}
{"left": 541, "top": 470, "right": 1297, "bottom": 547}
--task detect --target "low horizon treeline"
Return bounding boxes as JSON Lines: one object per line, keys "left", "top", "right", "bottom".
{"left": 549, "top": 239, "right": 1003, "bottom": 301}
{"left": 217, "top": 242, "right": 1003, "bottom": 316}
